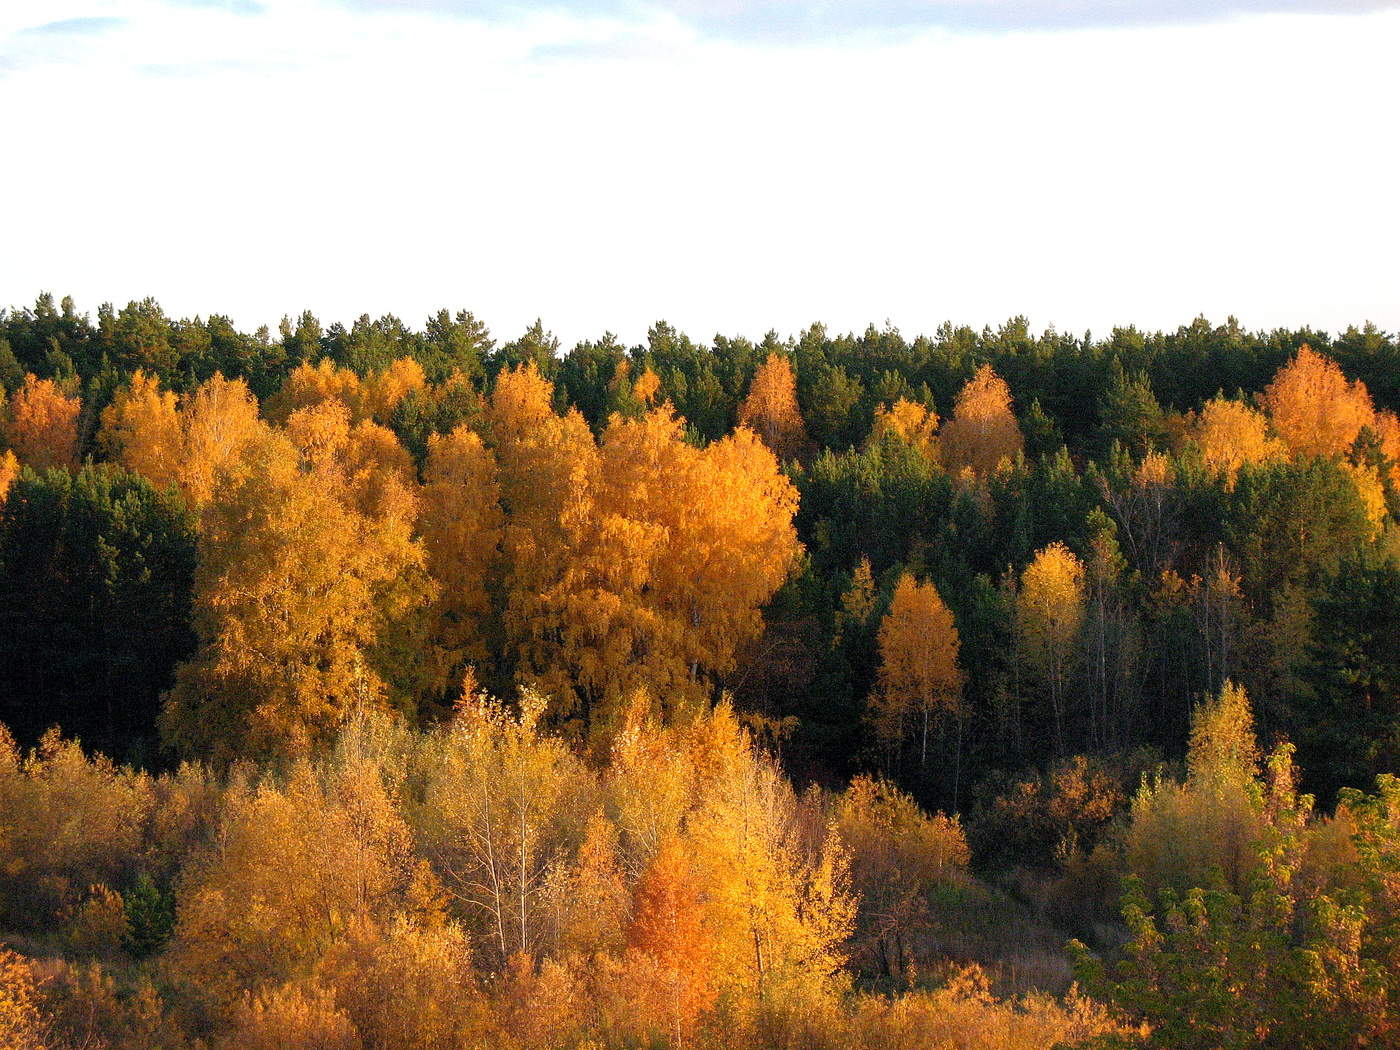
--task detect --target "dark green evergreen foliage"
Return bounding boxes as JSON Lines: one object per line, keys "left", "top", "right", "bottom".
{"left": 121, "top": 874, "right": 176, "bottom": 959}
{"left": 0, "top": 466, "right": 197, "bottom": 763}
{"left": 488, "top": 318, "right": 560, "bottom": 382}
{"left": 0, "top": 337, "right": 25, "bottom": 392}
{"left": 324, "top": 313, "right": 420, "bottom": 376}
{"left": 99, "top": 298, "right": 179, "bottom": 380}
{"left": 556, "top": 333, "right": 631, "bottom": 431}
{"left": 793, "top": 437, "right": 952, "bottom": 579}
{"left": 390, "top": 377, "right": 484, "bottom": 466}
{"left": 1097, "top": 363, "right": 1168, "bottom": 457}
{"left": 1, "top": 293, "right": 97, "bottom": 377}
{"left": 1295, "top": 556, "right": 1400, "bottom": 806}
{"left": 1225, "top": 457, "right": 1374, "bottom": 607}
{"left": 420, "top": 308, "right": 492, "bottom": 383}
{"left": 645, "top": 321, "right": 733, "bottom": 441}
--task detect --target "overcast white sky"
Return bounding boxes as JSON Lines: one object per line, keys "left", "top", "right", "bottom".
{"left": 2, "top": 0, "right": 1397, "bottom": 346}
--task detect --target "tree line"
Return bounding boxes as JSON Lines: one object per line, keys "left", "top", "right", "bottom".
{"left": 1, "top": 291, "right": 1399, "bottom": 1048}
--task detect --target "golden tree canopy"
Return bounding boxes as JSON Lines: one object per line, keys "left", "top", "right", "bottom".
{"left": 497, "top": 402, "right": 802, "bottom": 738}
{"left": 1016, "top": 541, "right": 1086, "bottom": 752}
{"left": 939, "top": 365, "right": 1023, "bottom": 478}
{"left": 100, "top": 372, "right": 264, "bottom": 511}
{"left": 5, "top": 373, "right": 80, "bottom": 471}
{"left": 869, "top": 398, "right": 940, "bottom": 462}
{"left": 160, "top": 423, "right": 430, "bottom": 763}
{"left": 737, "top": 352, "right": 808, "bottom": 462}
{"left": 1018, "top": 542, "right": 1086, "bottom": 651}
{"left": 870, "top": 572, "right": 964, "bottom": 764}
{"left": 1192, "top": 397, "right": 1284, "bottom": 485}
{"left": 420, "top": 426, "right": 504, "bottom": 675}
{"left": 1263, "top": 345, "right": 1375, "bottom": 460}
{"left": 98, "top": 369, "right": 182, "bottom": 488}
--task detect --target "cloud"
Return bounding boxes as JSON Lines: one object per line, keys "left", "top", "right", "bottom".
{"left": 2, "top": 16, "right": 128, "bottom": 77}
{"left": 18, "top": 16, "right": 128, "bottom": 38}
{"left": 163, "top": 0, "right": 267, "bottom": 13}
{"left": 334, "top": 0, "right": 1400, "bottom": 40}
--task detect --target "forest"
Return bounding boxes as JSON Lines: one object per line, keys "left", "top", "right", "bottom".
{"left": 1, "top": 292, "right": 1399, "bottom": 1049}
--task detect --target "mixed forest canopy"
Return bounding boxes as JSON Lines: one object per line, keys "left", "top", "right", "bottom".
{"left": 2, "top": 291, "right": 1400, "bottom": 1050}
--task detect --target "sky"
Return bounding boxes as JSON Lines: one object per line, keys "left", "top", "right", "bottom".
{"left": 1, "top": 0, "right": 1397, "bottom": 348}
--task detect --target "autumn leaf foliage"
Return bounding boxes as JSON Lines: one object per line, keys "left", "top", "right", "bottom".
{"left": 5, "top": 373, "right": 80, "bottom": 471}
{"left": 870, "top": 572, "right": 965, "bottom": 769}
{"left": 737, "top": 352, "right": 809, "bottom": 462}
{"left": 939, "top": 365, "right": 1023, "bottom": 479}
{"left": 1263, "top": 344, "right": 1375, "bottom": 461}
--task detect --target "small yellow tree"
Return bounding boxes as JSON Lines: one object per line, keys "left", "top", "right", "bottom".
{"left": 100, "top": 371, "right": 264, "bottom": 511}
{"left": 1017, "top": 542, "right": 1085, "bottom": 755}
{"left": 870, "top": 572, "right": 965, "bottom": 770}
{"left": 869, "top": 398, "right": 940, "bottom": 462}
{"left": 737, "top": 352, "right": 808, "bottom": 462}
{"left": 0, "top": 947, "right": 49, "bottom": 1049}
{"left": 939, "top": 365, "right": 1023, "bottom": 479}
{"left": 5, "top": 374, "right": 80, "bottom": 471}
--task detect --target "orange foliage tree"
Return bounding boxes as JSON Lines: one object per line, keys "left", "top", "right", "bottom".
{"left": 591, "top": 408, "right": 801, "bottom": 725}
{"left": 266, "top": 357, "right": 426, "bottom": 426}
{"left": 869, "top": 572, "right": 965, "bottom": 770}
{"left": 0, "top": 450, "right": 20, "bottom": 504}
{"left": 939, "top": 365, "right": 1023, "bottom": 479}
{"left": 1372, "top": 409, "right": 1400, "bottom": 486}
{"left": 1191, "top": 397, "right": 1284, "bottom": 486}
{"left": 1263, "top": 345, "right": 1375, "bottom": 460}
{"left": 869, "top": 397, "right": 940, "bottom": 462}
{"left": 625, "top": 834, "right": 717, "bottom": 1045}
{"left": 5, "top": 373, "right": 80, "bottom": 471}
{"left": 100, "top": 372, "right": 264, "bottom": 511}
{"left": 737, "top": 352, "right": 809, "bottom": 462}
{"left": 487, "top": 364, "right": 800, "bottom": 738}
{"left": 97, "top": 369, "right": 182, "bottom": 488}
{"left": 419, "top": 425, "right": 503, "bottom": 684}
{"left": 160, "top": 411, "right": 431, "bottom": 762}
{"left": 1017, "top": 542, "right": 1086, "bottom": 756}
{"left": 0, "top": 946, "right": 49, "bottom": 1049}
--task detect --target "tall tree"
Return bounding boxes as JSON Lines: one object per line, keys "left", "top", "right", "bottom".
{"left": 1017, "top": 541, "right": 1086, "bottom": 755}
{"left": 737, "top": 352, "right": 809, "bottom": 462}
{"left": 419, "top": 425, "right": 504, "bottom": 686}
{"left": 100, "top": 371, "right": 263, "bottom": 511}
{"left": 939, "top": 365, "right": 1023, "bottom": 479}
{"left": 1192, "top": 396, "right": 1284, "bottom": 486}
{"left": 160, "top": 414, "right": 430, "bottom": 763}
{"left": 625, "top": 833, "right": 717, "bottom": 1046}
{"left": 868, "top": 397, "right": 939, "bottom": 463}
{"left": 869, "top": 572, "right": 965, "bottom": 771}
{"left": 0, "top": 465, "right": 197, "bottom": 756}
